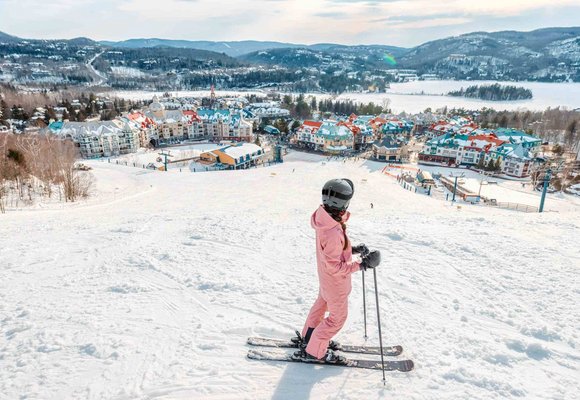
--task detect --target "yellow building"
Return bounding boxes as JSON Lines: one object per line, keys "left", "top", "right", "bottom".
{"left": 200, "top": 143, "right": 264, "bottom": 169}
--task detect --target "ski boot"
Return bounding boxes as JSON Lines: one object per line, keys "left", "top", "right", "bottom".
{"left": 292, "top": 330, "right": 342, "bottom": 351}
{"left": 291, "top": 344, "right": 347, "bottom": 364}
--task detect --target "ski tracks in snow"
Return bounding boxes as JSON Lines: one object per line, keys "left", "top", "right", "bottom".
{"left": 1, "top": 158, "right": 579, "bottom": 399}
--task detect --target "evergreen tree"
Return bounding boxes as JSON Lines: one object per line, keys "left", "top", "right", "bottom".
{"left": 485, "top": 158, "right": 495, "bottom": 171}
{"left": 0, "top": 99, "right": 10, "bottom": 122}
{"left": 476, "top": 154, "right": 485, "bottom": 170}
{"left": 290, "top": 120, "right": 300, "bottom": 131}
{"left": 294, "top": 99, "right": 311, "bottom": 119}
{"left": 310, "top": 97, "right": 317, "bottom": 111}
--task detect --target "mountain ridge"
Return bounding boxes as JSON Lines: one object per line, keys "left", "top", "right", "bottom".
{"left": 1, "top": 27, "right": 578, "bottom": 87}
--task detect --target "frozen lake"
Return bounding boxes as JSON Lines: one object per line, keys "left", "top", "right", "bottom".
{"left": 110, "top": 80, "right": 579, "bottom": 113}
{"left": 334, "top": 80, "right": 580, "bottom": 113}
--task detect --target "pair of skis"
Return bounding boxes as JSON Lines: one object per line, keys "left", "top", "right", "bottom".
{"left": 246, "top": 335, "right": 414, "bottom": 372}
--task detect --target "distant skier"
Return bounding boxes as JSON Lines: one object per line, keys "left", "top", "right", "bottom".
{"left": 293, "top": 178, "right": 381, "bottom": 364}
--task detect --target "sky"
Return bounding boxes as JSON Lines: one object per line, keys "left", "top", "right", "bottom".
{"left": 1, "top": 0, "right": 579, "bottom": 47}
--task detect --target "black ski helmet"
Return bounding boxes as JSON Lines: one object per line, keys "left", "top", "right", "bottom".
{"left": 322, "top": 178, "right": 354, "bottom": 211}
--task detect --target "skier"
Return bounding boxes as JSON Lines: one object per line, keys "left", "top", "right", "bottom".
{"left": 293, "top": 178, "right": 381, "bottom": 364}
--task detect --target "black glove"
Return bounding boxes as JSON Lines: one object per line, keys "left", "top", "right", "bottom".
{"left": 360, "top": 250, "right": 381, "bottom": 271}
{"left": 352, "top": 243, "right": 370, "bottom": 257}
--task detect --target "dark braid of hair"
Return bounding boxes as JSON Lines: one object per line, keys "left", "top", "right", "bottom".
{"left": 324, "top": 205, "right": 349, "bottom": 250}
{"left": 341, "top": 222, "right": 349, "bottom": 250}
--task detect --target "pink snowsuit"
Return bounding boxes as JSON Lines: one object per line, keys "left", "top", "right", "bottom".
{"left": 302, "top": 205, "right": 361, "bottom": 359}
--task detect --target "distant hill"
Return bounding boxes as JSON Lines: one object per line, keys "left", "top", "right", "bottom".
{"left": 99, "top": 39, "right": 304, "bottom": 57}
{"left": 0, "top": 31, "right": 22, "bottom": 43}
{"left": 67, "top": 37, "right": 97, "bottom": 46}
{"left": 1, "top": 27, "right": 578, "bottom": 89}
{"left": 309, "top": 43, "right": 408, "bottom": 58}
{"left": 399, "top": 27, "right": 580, "bottom": 81}
{"left": 239, "top": 45, "right": 408, "bottom": 71}
{"left": 99, "top": 38, "right": 410, "bottom": 58}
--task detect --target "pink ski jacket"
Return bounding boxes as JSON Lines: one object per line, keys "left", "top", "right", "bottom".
{"left": 311, "top": 205, "right": 361, "bottom": 297}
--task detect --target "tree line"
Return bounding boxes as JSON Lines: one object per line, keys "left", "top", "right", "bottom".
{"left": 448, "top": 84, "right": 533, "bottom": 101}
{"left": 0, "top": 85, "right": 145, "bottom": 128}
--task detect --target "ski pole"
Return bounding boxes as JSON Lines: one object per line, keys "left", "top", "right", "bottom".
{"left": 362, "top": 270, "right": 368, "bottom": 339}
{"left": 373, "top": 267, "right": 386, "bottom": 384}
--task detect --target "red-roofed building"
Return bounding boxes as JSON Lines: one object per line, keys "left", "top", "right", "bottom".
{"left": 293, "top": 121, "right": 324, "bottom": 149}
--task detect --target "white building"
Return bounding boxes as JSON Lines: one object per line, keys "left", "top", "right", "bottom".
{"left": 49, "top": 120, "right": 140, "bottom": 158}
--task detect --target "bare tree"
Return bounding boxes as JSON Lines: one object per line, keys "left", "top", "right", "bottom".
{"left": 0, "top": 132, "right": 94, "bottom": 210}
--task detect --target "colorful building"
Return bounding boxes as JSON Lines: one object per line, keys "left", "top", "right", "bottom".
{"left": 372, "top": 136, "right": 408, "bottom": 163}
{"left": 48, "top": 120, "right": 140, "bottom": 159}
{"left": 197, "top": 109, "right": 253, "bottom": 142}
{"left": 199, "top": 143, "right": 264, "bottom": 169}
{"left": 418, "top": 128, "right": 540, "bottom": 178}
{"left": 294, "top": 121, "right": 355, "bottom": 154}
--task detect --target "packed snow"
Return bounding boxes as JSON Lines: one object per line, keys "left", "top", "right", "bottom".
{"left": 113, "top": 143, "right": 226, "bottom": 170}
{"left": 1, "top": 152, "right": 579, "bottom": 399}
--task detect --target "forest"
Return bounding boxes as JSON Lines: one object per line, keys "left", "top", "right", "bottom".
{"left": 448, "top": 84, "right": 533, "bottom": 101}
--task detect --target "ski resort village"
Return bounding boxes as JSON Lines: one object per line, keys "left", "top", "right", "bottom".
{"left": 2, "top": 5, "right": 580, "bottom": 397}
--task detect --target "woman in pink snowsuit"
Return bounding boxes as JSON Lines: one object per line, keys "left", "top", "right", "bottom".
{"left": 296, "top": 179, "right": 381, "bottom": 363}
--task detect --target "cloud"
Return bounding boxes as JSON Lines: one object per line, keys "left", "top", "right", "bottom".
{"left": 0, "top": 0, "right": 578, "bottom": 46}
{"left": 386, "top": 17, "right": 472, "bottom": 29}
{"left": 313, "top": 11, "right": 349, "bottom": 18}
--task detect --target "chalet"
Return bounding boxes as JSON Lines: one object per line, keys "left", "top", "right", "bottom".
{"left": 199, "top": 143, "right": 264, "bottom": 169}
{"left": 372, "top": 137, "right": 407, "bottom": 163}
{"left": 349, "top": 115, "right": 375, "bottom": 150}
{"left": 336, "top": 117, "right": 373, "bottom": 151}
{"left": 316, "top": 122, "right": 354, "bottom": 154}
{"left": 294, "top": 121, "right": 324, "bottom": 150}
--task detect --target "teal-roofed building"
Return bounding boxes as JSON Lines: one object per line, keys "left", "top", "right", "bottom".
{"left": 316, "top": 123, "right": 354, "bottom": 154}
{"left": 494, "top": 128, "right": 541, "bottom": 150}
{"left": 196, "top": 108, "right": 253, "bottom": 142}
{"left": 263, "top": 125, "right": 280, "bottom": 135}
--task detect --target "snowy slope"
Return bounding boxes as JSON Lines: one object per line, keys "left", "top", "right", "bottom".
{"left": 0, "top": 153, "right": 579, "bottom": 400}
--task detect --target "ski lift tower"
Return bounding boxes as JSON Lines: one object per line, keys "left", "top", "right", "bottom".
{"left": 157, "top": 150, "right": 173, "bottom": 172}
{"left": 449, "top": 172, "right": 465, "bottom": 203}
{"left": 274, "top": 145, "right": 283, "bottom": 163}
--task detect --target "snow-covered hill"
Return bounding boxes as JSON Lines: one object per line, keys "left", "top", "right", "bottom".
{"left": 1, "top": 153, "right": 579, "bottom": 399}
